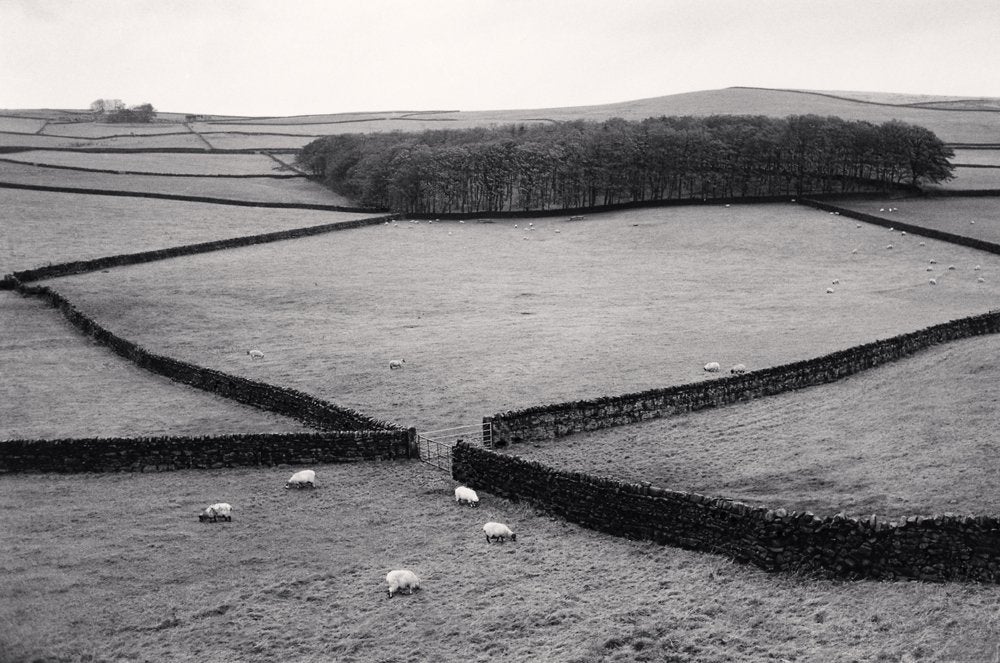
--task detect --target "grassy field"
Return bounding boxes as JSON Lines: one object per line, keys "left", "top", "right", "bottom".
{"left": 0, "top": 161, "right": 351, "bottom": 206}
{"left": 1, "top": 150, "right": 291, "bottom": 175}
{"left": 40, "top": 122, "right": 193, "bottom": 137}
{"left": 951, "top": 149, "right": 1000, "bottom": 166}
{"left": 0, "top": 188, "right": 376, "bottom": 274}
{"left": 836, "top": 196, "right": 1000, "bottom": 244}
{"left": 0, "top": 291, "right": 307, "bottom": 439}
{"left": 2, "top": 460, "right": 998, "bottom": 663}
{"left": 509, "top": 332, "right": 1000, "bottom": 519}
{"left": 40, "top": 205, "right": 1000, "bottom": 434}
{"left": 199, "top": 133, "right": 324, "bottom": 150}
{"left": 0, "top": 116, "right": 47, "bottom": 133}
{"left": 930, "top": 167, "right": 1000, "bottom": 190}
{"left": 0, "top": 132, "right": 81, "bottom": 148}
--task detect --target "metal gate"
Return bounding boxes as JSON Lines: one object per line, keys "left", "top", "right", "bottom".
{"left": 416, "top": 422, "right": 492, "bottom": 473}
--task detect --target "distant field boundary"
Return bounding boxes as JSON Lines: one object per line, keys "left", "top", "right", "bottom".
{"left": 0, "top": 180, "right": 381, "bottom": 212}
{"left": 0, "top": 157, "right": 305, "bottom": 178}
{"left": 486, "top": 308, "right": 1000, "bottom": 445}
{"left": 0, "top": 213, "right": 397, "bottom": 285}
{"left": 0, "top": 430, "right": 414, "bottom": 473}
{"left": 452, "top": 443, "right": 1000, "bottom": 583}
{"left": 5, "top": 277, "right": 399, "bottom": 434}
{"left": 0, "top": 146, "right": 298, "bottom": 154}
{"left": 734, "top": 86, "right": 1000, "bottom": 114}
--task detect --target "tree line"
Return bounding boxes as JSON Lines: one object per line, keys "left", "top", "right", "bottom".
{"left": 298, "top": 115, "right": 954, "bottom": 214}
{"left": 89, "top": 99, "right": 157, "bottom": 123}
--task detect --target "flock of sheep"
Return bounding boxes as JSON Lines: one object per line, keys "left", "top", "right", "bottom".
{"left": 823, "top": 205, "right": 988, "bottom": 293}
{"left": 198, "top": 471, "right": 512, "bottom": 598}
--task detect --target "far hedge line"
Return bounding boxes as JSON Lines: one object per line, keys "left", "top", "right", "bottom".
{"left": 0, "top": 157, "right": 305, "bottom": 178}
{"left": 0, "top": 181, "right": 383, "bottom": 212}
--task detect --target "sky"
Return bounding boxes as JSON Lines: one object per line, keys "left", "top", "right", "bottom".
{"left": 2, "top": 0, "right": 999, "bottom": 116}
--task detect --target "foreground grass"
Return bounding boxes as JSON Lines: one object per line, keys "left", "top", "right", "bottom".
{"left": 0, "top": 291, "right": 307, "bottom": 439}
{"left": 509, "top": 333, "right": 1000, "bottom": 519}
{"left": 2, "top": 461, "right": 998, "bottom": 663}
{"left": 42, "top": 204, "right": 1000, "bottom": 433}
{"left": 0, "top": 188, "right": 375, "bottom": 274}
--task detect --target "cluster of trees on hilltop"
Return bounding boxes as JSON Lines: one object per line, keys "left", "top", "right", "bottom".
{"left": 89, "top": 99, "right": 156, "bottom": 123}
{"left": 298, "top": 115, "right": 954, "bottom": 214}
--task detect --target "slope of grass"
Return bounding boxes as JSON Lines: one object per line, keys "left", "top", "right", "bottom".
{"left": 199, "top": 133, "right": 323, "bottom": 150}
{"left": 508, "top": 332, "right": 1000, "bottom": 519}
{"left": 2, "top": 461, "right": 998, "bottom": 663}
{"left": 0, "top": 291, "right": 308, "bottom": 439}
{"left": 1, "top": 150, "right": 289, "bottom": 174}
{"left": 41, "top": 205, "right": 1000, "bottom": 436}
{"left": 951, "top": 149, "right": 1000, "bottom": 166}
{"left": 836, "top": 196, "right": 1000, "bottom": 244}
{"left": 40, "top": 122, "right": 192, "bottom": 137}
{"left": 0, "top": 161, "right": 350, "bottom": 206}
{"left": 0, "top": 188, "right": 375, "bottom": 274}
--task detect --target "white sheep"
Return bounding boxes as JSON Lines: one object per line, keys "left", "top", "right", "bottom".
{"left": 826, "top": 287, "right": 835, "bottom": 294}
{"left": 703, "top": 362, "right": 721, "bottom": 372}
{"left": 886, "top": 244, "right": 893, "bottom": 250}
{"left": 285, "top": 469, "right": 316, "bottom": 489}
{"left": 929, "top": 278, "right": 937, "bottom": 285}
{"left": 386, "top": 569, "right": 420, "bottom": 598}
{"left": 978, "top": 277, "right": 986, "bottom": 283}
{"left": 948, "top": 265, "right": 956, "bottom": 270}
{"left": 730, "top": 364, "right": 747, "bottom": 374}
{"left": 247, "top": 349, "right": 264, "bottom": 360}
{"left": 389, "top": 359, "right": 405, "bottom": 370}
{"left": 856, "top": 223, "right": 862, "bottom": 228}
{"left": 199, "top": 503, "right": 233, "bottom": 522}
{"left": 455, "top": 486, "right": 479, "bottom": 506}
{"left": 975, "top": 265, "right": 982, "bottom": 271}
{"left": 919, "top": 242, "right": 926, "bottom": 246}
{"left": 832, "top": 279, "right": 840, "bottom": 285}
{"left": 927, "top": 267, "right": 934, "bottom": 272}
{"left": 483, "top": 522, "right": 516, "bottom": 543}
{"left": 929, "top": 259, "right": 937, "bottom": 264}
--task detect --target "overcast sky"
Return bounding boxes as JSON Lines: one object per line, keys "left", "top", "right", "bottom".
{"left": 2, "top": 0, "right": 999, "bottom": 116}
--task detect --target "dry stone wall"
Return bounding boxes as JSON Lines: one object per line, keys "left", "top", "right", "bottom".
{"left": 453, "top": 443, "right": 1000, "bottom": 582}
{"left": 0, "top": 430, "right": 412, "bottom": 473}
{"left": 488, "top": 310, "right": 1000, "bottom": 445}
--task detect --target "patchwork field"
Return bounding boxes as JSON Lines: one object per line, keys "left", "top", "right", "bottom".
{"left": 951, "top": 149, "right": 1000, "bottom": 166}
{"left": 0, "top": 161, "right": 350, "bottom": 206}
{"left": 3, "top": 461, "right": 998, "bottom": 663}
{"left": 1, "top": 150, "right": 292, "bottom": 175}
{"left": 837, "top": 196, "right": 1000, "bottom": 244}
{"left": 40, "top": 122, "right": 194, "bottom": 138}
{"left": 0, "top": 291, "right": 307, "bottom": 439}
{"left": 930, "top": 167, "right": 1000, "bottom": 190}
{"left": 199, "top": 133, "right": 325, "bottom": 150}
{"left": 0, "top": 188, "right": 375, "bottom": 274}
{"left": 39, "top": 205, "right": 1000, "bottom": 433}
{"left": 0, "top": 115, "right": 46, "bottom": 133}
{"left": 510, "top": 332, "right": 1000, "bottom": 519}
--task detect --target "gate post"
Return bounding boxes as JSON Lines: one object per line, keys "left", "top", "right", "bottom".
{"left": 482, "top": 417, "right": 493, "bottom": 449}
{"left": 407, "top": 427, "right": 418, "bottom": 459}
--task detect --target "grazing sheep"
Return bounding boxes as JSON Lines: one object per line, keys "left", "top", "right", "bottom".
{"left": 389, "top": 359, "right": 405, "bottom": 370}
{"left": 929, "top": 278, "right": 937, "bottom": 285}
{"left": 919, "top": 242, "right": 926, "bottom": 246}
{"left": 856, "top": 223, "right": 862, "bottom": 228}
{"left": 978, "top": 277, "right": 986, "bottom": 283}
{"left": 880, "top": 208, "right": 885, "bottom": 212}
{"left": 971, "top": 220, "right": 976, "bottom": 224}
{"left": 199, "top": 503, "right": 233, "bottom": 522}
{"left": 724, "top": 204, "right": 730, "bottom": 208}
{"left": 901, "top": 231, "right": 906, "bottom": 236}
{"left": 886, "top": 244, "right": 893, "bottom": 250}
{"left": 386, "top": 570, "right": 420, "bottom": 598}
{"left": 483, "top": 522, "right": 516, "bottom": 543}
{"left": 929, "top": 259, "right": 937, "bottom": 264}
{"left": 285, "top": 469, "right": 316, "bottom": 489}
{"left": 927, "top": 267, "right": 934, "bottom": 272}
{"left": 948, "top": 265, "right": 956, "bottom": 270}
{"left": 247, "top": 349, "right": 264, "bottom": 360}
{"left": 455, "top": 486, "right": 479, "bottom": 506}
{"left": 730, "top": 364, "right": 747, "bottom": 374}
{"left": 889, "top": 227, "right": 894, "bottom": 231}
{"left": 703, "top": 362, "right": 721, "bottom": 372}
{"left": 851, "top": 249, "right": 858, "bottom": 254}
{"left": 975, "top": 265, "right": 982, "bottom": 271}
{"left": 832, "top": 279, "right": 840, "bottom": 285}
{"left": 826, "top": 287, "right": 835, "bottom": 294}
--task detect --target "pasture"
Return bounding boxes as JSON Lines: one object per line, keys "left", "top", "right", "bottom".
{"left": 0, "top": 291, "right": 306, "bottom": 439}
{"left": 1, "top": 150, "right": 292, "bottom": 175}
{"left": 198, "top": 133, "right": 325, "bottom": 150}
{"left": 0, "top": 115, "right": 47, "bottom": 133}
{"left": 3, "top": 461, "right": 998, "bottom": 663}
{"left": 929, "top": 167, "right": 1000, "bottom": 190}
{"left": 0, "top": 188, "right": 374, "bottom": 274}
{"left": 39, "top": 204, "right": 1000, "bottom": 435}
{"left": 951, "top": 149, "right": 1000, "bottom": 166}
{"left": 40, "top": 122, "right": 194, "bottom": 138}
{"left": 836, "top": 196, "right": 1000, "bottom": 244}
{"left": 511, "top": 332, "right": 1000, "bottom": 519}
{"left": 0, "top": 161, "right": 351, "bottom": 206}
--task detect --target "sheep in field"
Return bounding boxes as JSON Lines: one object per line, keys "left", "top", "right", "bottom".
{"left": 929, "top": 278, "right": 938, "bottom": 286}
{"left": 247, "top": 349, "right": 264, "bottom": 360}
{"left": 386, "top": 570, "right": 420, "bottom": 598}
{"left": 389, "top": 359, "right": 405, "bottom": 370}
{"left": 826, "top": 288, "right": 835, "bottom": 294}
{"left": 483, "top": 522, "right": 516, "bottom": 543}
{"left": 730, "top": 364, "right": 747, "bottom": 374}
{"left": 199, "top": 503, "right": 233, "bottom": 522}
{"left": 285, "top": 469, "right": 316, "bottom": 489}
{"left": 455, "top": 486, "right": 479, "bottom": 506}
{"left": 703, "top": 362, "right": 721, "bottom": 372}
